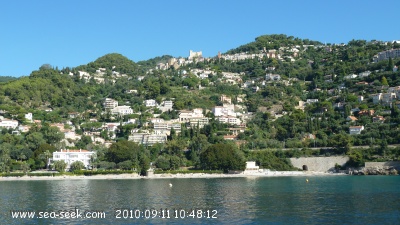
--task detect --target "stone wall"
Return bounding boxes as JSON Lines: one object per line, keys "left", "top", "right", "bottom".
{"left": 290, "top": 156, "right": 349, "bottom": 172}
{"left": 365, "top": 161, "right": 400, "bottom": 170}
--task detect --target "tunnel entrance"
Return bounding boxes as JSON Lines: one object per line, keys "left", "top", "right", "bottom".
{"left": 302, "top": 165, "right": 308, "bottom": 171}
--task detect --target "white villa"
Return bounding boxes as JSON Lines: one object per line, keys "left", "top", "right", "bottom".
{"left": 349, "top": 126, "right": 364, "bottom": 135}
{"left": 104, "top": 98, "right": 118, "bottom": 109}
{"left": 0, "top": 118, "right": 19, "bottom": 129}
{"left": 111, "top": 105, "right": 133, "bottom": 116}
{"left": 52, "top": 149, "right": 95, "bottom": 170}
{"left": 144, "top": 99, "right": 157, "bottom": 107}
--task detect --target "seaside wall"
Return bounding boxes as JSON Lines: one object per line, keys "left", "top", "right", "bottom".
{"left": 365, "top": 161, "right": 400, "bottom": 170}
{"left": 290, "top": 156, "right": 349, "bottom": 172}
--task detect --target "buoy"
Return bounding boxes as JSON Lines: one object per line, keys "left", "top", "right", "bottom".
{"left": 169, "top": 183, "right": 173, "bottom": 187}
{"left": 306, "top": 179, "right": 309, "bottom": 183}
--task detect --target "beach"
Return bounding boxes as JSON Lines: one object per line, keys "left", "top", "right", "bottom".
{"left": 0, "top": 171, "right": 346, "bottom": 181}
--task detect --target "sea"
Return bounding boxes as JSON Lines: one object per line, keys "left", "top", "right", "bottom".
{"left": 1, "top": 176, "right": 399, "bottom": 225}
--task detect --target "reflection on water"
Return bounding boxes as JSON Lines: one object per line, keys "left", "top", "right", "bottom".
{"left": 1, "top": 176, "right": 399, "bottom": 224}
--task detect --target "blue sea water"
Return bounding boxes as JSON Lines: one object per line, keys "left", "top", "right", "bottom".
{"left": 0, "top": 176, "right": 399, "bottom": 225}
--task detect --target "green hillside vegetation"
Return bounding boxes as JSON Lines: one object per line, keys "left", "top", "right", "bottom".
{"left": 137, "top": 55, "right": 174, "bottom": 71}
{"left": 226, "top": 34, "right": 322, "bottom": 54}
{"left": 75, "top": 53, "right": 141, "bottom": 75}
{"left": 1, "top": 34, "right": 400, "bottom": 174}
{"left": 0, "top": 76, "right": 19, "bottom": 83}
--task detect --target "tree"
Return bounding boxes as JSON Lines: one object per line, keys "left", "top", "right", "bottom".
{"left": 25, "top": 132, "right": 46, "bottom": 151}
{"left": 117, "top": 160, "right": 133, "bottom": 170}
{"left": 42, "top": 126, "right": 65, "bottom": 145}
{"left": 105, "top": 140, "right": 141, "bottom": 164}
{"left": 388, "top": 57, "right": 394, "bottom": 71}
{"left": 39, "top": 150, "right": 53, "bottom": 169}
{"left": 381, "top": 76, "right": 389, "bottom": 86}
{"left": 53, "top": 160, "right": 67, "bottom": 172}
{"left": 155, "top": 155, "right": 170, "bottom": 170}
{"left": 21, "top": 162, "right": 30, "bottom": 173}
{"left": 138, "top": 153, "right": 150, "bottom": 176}
{"left": 164, "top": 139, "right": 186, "bottom": 156}
{"left": 329, "top": 133, "right": 354, "bottom": 153}
{"left": 169, "top": 155, "right": 181, "bottom": 170}
{"left": 200, "top": 143, "right": 246, "bottom": 172}
{"left": 75, "top": 135, "right": 92, "bottom": 149}
{"left": 70, "top": 161, "right": 85, "bottom": 172}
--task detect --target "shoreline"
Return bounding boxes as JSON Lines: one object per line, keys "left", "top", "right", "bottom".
{"left": 0, "top": 171, "right": 346, "bottom": 181}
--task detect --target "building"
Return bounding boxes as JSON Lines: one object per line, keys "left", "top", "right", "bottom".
{"left": 371, "top": 93, "right": 382, "bottom": 104}
{"left": 144, "top": 99, "right": 157, "bottom": 107}
{"left": 243, "top": 161, "right": 260, "bottom": 174}
{"left": 216, "top": 116, "right": 241, "bottom": 125}
{"left": 349, "top": 126, "right": 364, "bottom": 135}
{"left": 153, "top": 122, "right": 181, "bottom": 134}
{"left": 178, "top": 109, "right": 204, "bottom": 122}
{"left": 104, "top": 98, "right": 118, "bottom": 109}
{"left": 265, "top": 73, "right": 281, "bottom": 81}
{"left": 111, "top": 105, "right": 133, "bottom": 116}
{"left": 25, "top": 113, "right": 33, "bottom": 123}
{"left": 188, "top": 50, "right": 202, "bottom": 60}
{"left": 373, "top": 116, "right": 385, "bottom": 123}
{"left": 344, "top": 74, "right": 358, "bottom": 79}
{"left": 158, "top": 100, "right": 173, "bottom": 112}
{"left": 306, "top": 99, "right": 319, "bottom": 104}
{"left": 128, "top": 133, "right": 167, "bottom": 146}
{"left": 358, "top": 71, "right": 371, "bottom": 78}
{"left": 220, "top": 95, "right": 232, "bottom": 104}
{"left": 188, "top": 117, "right": 209, "bottom": 128}
{"left": 346, "top": 116, "right": 358, "bottom": 122}
{"left": 52, "top": 149, "right": 95, "bottom": 170}
{"left": 382, "top": 93, "right": 396, "bottom": 106}
{"left": 212, "top": 106, "right": 235, "bottom": 117}
{"left": 373, "top": 49, "right": 400, "bottom": 62}
{"left": 0, "top": 118, "right": 19, "bottom": 129}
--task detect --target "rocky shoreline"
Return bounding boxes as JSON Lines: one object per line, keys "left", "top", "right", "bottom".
{"left": 350, "top": 167, "right": 398, "bottom": 175}
{"left": 0, "top": 171, "right": 344, "bottom": 181}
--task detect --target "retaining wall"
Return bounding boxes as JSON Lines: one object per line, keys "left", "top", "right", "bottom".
{"left": 290, "top": 156, "right": 349, "bottom": 172}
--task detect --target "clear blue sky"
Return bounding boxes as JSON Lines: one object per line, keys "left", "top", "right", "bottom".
{"left": 1, "top": 0, "right": 399, "bottom": 77}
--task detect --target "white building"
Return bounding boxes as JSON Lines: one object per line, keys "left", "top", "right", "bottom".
{"left": 212, "top": 106, "right": 235, "bottom": 117}
{"left": 158, "top": 100, "right": 173, "bottom": 112}
{"left": 179, "top": 109, "right": 205, "bottom": 122}
{"left": 25, "top": 113, "right": 33, "bottom": 123}
{"left": 216, "top": 116, "right": 241, "bottom": 125}
{"left": 52, "top": 149, "right": 95, "bottom": 170}
{"left": 188, "top": 50, "right": 202, "bottom": 60}
{"left": 104, "top": 98, "right": 118, "bottom": 109}
{"left": 265, "top": 73, "right": 281, "bottom": 81}
{"left": 358, "top": 71, "right": 371, "bottom": 78}
{"left": 111, "top": 105, "right": 133, "bottom": 116}
{"left": 349, "top": 126, "right": 364, "bottom": 135}
{"left": 0, "top": 118, "right": 19, "bottom": 129}
{"left": 344, "top": 74, "right": 358, "bottom": 79}
{"left": 243, "top": 161, "right": 260, "bottom": 174}
{"left": 144, "top": 99, "right": 157, "bottom": 107}
{"left": 306, "top": 99, "right": 319, "bottom": 104}
{"left": 128, "top": 133, "right": 167, "bottom": 146}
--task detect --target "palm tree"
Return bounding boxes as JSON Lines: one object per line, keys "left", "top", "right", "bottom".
{"left": 39, "top": 150, "right": 52, "bottom": 169}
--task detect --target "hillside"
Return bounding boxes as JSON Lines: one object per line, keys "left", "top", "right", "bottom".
{"left": 75, "top": 53, "right": 140, "bottom": 75}
{"left": 0, "top": 34, "right": 400, "bottom": 173}
{"left": 226, "top": 34, "right": 322, "bottom": 54}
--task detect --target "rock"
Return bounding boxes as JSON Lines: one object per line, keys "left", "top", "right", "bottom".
{"left": 389, "top": 168, "right": 398, "bottom": 175}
